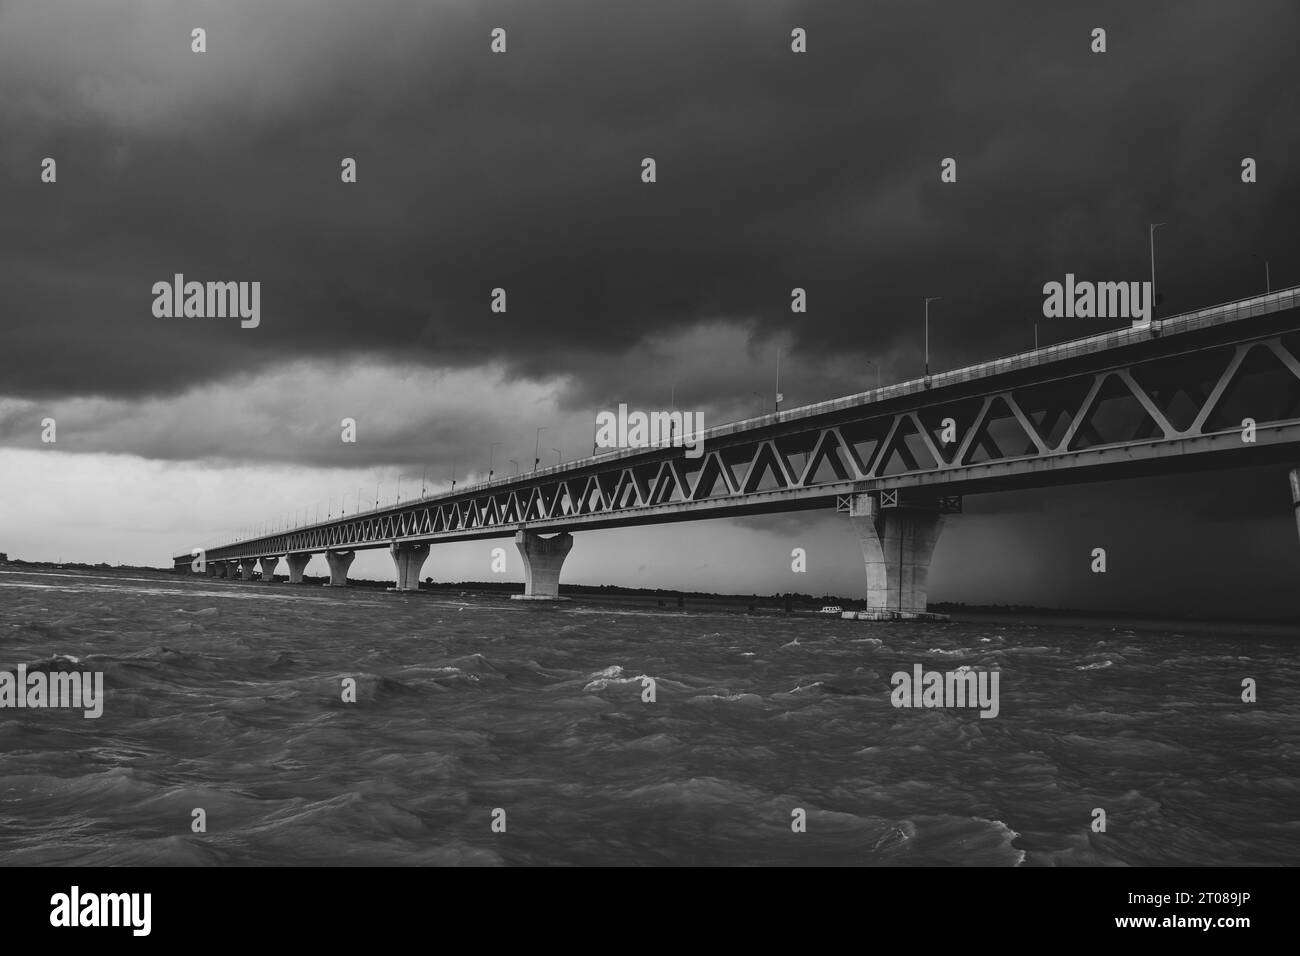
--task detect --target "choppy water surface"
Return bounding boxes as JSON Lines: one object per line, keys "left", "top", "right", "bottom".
{"left": 1, "top": 568, "right": 1297, "bottom": 866}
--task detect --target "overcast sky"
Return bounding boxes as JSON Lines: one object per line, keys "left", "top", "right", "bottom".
{"left": 2, "top": 0, "right": 1298, "bottom": 616}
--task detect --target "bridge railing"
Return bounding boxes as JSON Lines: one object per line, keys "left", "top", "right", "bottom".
{"left": 932, "top": 285, "right": 1300, "bottom": 389}
{"left": 648, "top": 286, "right": 1300, "bottom": 446}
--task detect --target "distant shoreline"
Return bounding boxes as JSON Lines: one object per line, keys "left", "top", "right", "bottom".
{"left": 2, "top": 558, "right": 1296, "bottom": 632}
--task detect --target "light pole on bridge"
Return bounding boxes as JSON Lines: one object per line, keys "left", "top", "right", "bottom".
{"left": 552, "top": 447, "right": 561, "bottom": 466}
{"left": 510, "top": 459, "right": 519, "bottom": 475}
{"left": 775, "top": 348, "right": 782, "bottom": 412}
{"left": 864, "top": 359, "right": 882, "bottom": 390}
{"left": 534, "top": 427, "right": 547, "bottom": 472}
{"left": 1149, "top": 222, "right": 1166, "bottom": 321}
{"left": 924, "top": 296, "right": 942, "bottom": 378}
{"left": 488, "top": 442, "right": 501, "bottom": 481}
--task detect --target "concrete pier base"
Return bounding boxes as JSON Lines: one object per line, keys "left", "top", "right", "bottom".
{"left": 214, "top": 561, "right": 229, "bottom": 579}
{"left": 325, "top": 549, "right": 355, "bottom": 587}
{"left": 206, "top": 562, "right": 217, "bottom": 577}
{"left": 239, "top": 558, "right": 258, "bottom": 581}
{"left": 286, "top": 553, "right": 312, "bottom": 584}
{"left": 842, "top": 609, "right": 950, "bottom": 622}
{"left": 849, "top": 494, "right": 945, "bottom": 616}
{"left": 388, "top": 542, "right": 430, "bottom": 591}
{"left": 259, "top": 555, "right": 280, "bottom": 582}
{"left": 511, "top": 530, "right": 573, "bottom": 601}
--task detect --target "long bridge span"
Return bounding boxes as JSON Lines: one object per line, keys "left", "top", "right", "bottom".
{"left": 175, "top": 287, "right": 1300, "bottom": 617}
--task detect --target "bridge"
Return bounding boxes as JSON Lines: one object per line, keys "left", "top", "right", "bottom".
{"left": 174, "top": 286, "right": 1300, "bottom": 617}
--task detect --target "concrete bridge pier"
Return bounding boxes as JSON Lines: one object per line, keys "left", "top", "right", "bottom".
{"left": 286, "top": 553, "right": 312, "bottom": 584}
{"left": 1290, "top": 469, "right": 1300, "bottom": 542}
{"left": 214, "top": 561, "right": 229, "bottom": 579}
{"left": 388, "top": 543, "right": 430, "bottom": 591}
{"left": 206, "top": 562, "right": 218, "bottom": 577}
{"left": 512, "top": 530, "right": 573, "bottom": 601}
{"left": 325, "top": 549, "right": 355, "bottom": 587}
{"left": 239, "top": 558, "right": 258, "bottom": 581}
{"left": 259, "top": 555, "right": 280, "bottom": 582}
{"left": 848, "top": 493, "right": 946, "bottom": 619}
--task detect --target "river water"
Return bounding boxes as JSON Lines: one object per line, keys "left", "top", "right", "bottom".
{"left": 1, "top": 568, "right": 1296, "bottom": 865}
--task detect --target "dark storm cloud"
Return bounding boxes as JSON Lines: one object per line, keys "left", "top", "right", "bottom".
{"left": 1, "top": 0, "right": 1297, "bottom": 414}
